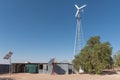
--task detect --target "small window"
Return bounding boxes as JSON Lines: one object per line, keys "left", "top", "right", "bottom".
{"left": 46, "top": 65, "right": 48, "bottom": 70}
{"left": 39, "top": 64, "right": 43, "bottom": 69}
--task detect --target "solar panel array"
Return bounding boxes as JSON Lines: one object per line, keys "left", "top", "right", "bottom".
{"left": 3, "top": 51, "right": 13, "bottom": 60}
{"left": 48, "top": 58, "right": 55, "bottom": 65}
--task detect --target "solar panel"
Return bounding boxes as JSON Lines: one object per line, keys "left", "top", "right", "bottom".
{"left": 48, "top": 58, "right": 55, "bottom": 65}
{"left": 3, "top": 51, "right": 13, "bottom": 60}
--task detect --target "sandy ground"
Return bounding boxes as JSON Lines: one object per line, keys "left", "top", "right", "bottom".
{"left": 0, "top": 71, "right": 120, "bottom": 80}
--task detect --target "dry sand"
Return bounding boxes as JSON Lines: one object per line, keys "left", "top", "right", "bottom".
{"left": 0, "top": 71, "right": 120, "bottom": 80}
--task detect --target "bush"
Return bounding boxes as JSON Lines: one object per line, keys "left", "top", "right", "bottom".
{"left": 72, "top": 36, "right": 113, "bottom": 74}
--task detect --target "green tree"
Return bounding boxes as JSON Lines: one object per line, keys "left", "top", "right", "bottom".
{"left": 113, "top": 50, "right": 120, "bottom": 67}
{"left": 72, "top": 36, "right": 113, "bottom": 74}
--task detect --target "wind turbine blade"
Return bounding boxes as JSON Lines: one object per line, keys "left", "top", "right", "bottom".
{"left": 75, "top": 10, "right": 79, "bottom": 17}
{"left": 75, "top": 4, "right": 79, "bottom": 9}
{"left": 80, "top": 5, "right": 87, "bottom": 9}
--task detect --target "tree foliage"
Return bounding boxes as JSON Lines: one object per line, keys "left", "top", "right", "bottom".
{"left": 72, "top": 36, "right": 113, "bottom": 74}
{"left": 113, "top": 50, "right": 120, "bottom": 67}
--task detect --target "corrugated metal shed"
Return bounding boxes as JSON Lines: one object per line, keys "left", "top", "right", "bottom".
{"left": 11, "top": 62, "right": 73, "bottom": 75}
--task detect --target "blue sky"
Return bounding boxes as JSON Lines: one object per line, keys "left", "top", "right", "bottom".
{"left": 0, "top": 0, "right": 120, "bottom": 63}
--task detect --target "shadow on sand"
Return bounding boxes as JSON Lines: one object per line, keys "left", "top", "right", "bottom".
{"left": 78, "top": 70, "right": 118, "bottom": 75}
{"left": 0, "top": 78, "right": 14, "bottom": 80}
{"left": 101, "top": 71, "right": 117, "bottom": 75}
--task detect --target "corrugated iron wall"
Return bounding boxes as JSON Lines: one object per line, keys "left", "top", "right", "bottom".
{"left": 0, "top": 64, "right": 9, "bottom": 74}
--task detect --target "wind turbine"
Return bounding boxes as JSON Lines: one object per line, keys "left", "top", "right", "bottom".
{"left": 75, "top": 4, "right": 87, "bottom": 17}
{"left": 73, "top": 4, "right": 87, "bottom": 73}
{"left": 73, "top": 4, "right": 87, "bottom": 57}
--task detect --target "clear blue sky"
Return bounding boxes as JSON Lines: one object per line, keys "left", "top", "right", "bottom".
{"left": 0, "top": 0, "right": 120, "bottom": 63}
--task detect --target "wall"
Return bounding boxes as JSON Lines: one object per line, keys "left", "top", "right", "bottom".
{"left": 38, "top": 63, "right": 73, "bottom": 75}
{"left": 0, "top": 64, "right": 9, "bottom": 74}
{"left": 39, "top": 64, "right": 52, "bottom": 74}
{"left": 12, "top": 63, "right": 26, "bottom": 73}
